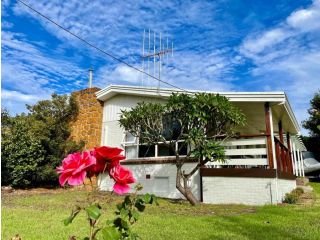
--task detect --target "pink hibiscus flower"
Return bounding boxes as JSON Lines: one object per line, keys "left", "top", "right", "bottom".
{"left": 88, "top": 146, "right": 126, "bottom": 177}
{"left": 109, "top": 165, "right": 136, "bottom": 194}
{"left": 56, "top": 151, "right": 96, "bottom": 186}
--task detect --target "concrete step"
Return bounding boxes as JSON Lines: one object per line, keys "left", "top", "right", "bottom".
{"left": 296, "top": 177, "right": 309, "bottom": 186}
{"left": 299, "top": 185, "right": 313, "bottom": 193}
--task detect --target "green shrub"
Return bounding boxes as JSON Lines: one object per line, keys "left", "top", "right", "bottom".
{"left": 1, "top": 115, "right": 45, "bottom": 187}
{"left": 283, "top": 188, "right": 304, "bottom": 204}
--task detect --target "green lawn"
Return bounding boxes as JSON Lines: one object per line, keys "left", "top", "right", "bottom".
{"left": 2, "top": 183, "right": 320, "bottom": 240}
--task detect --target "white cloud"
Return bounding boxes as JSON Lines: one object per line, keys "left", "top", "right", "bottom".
{"left": 1, "top": 89, "right": 48, "bottom": 115}
{"left": 287, "top": 0, "right": 320, "bottom": 31}
{"left": 2, "top": 89, "right": 42, "bottom": 102}
{"left": 240, "top": 0, "right": 320, "bottom": 59}
{"left": 95, "top": 65, "right": 141, "bottom": 87}
{"left": 241, "top": 28, "right": 291, "bottom": 55}
{"left": 2, "top": 21, "right": 13, "bottom": 28}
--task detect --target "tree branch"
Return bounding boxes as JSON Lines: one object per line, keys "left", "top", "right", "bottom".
{"left": 185, "top": 158, "right": 210, "bottom": 179}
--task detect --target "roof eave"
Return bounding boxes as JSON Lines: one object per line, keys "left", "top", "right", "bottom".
{"left": 96, "top": 84, "right": 287, "bottom": 102}
{"left": 283, "top": 93, "right": 301, "bottom": 134}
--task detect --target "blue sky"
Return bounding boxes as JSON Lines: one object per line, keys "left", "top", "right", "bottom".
{"left": 2, "top": 0, "right": 320, "bottom": 134}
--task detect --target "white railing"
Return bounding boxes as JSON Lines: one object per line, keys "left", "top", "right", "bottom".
{"left": 207, "top": 136, "right": 268, "bottom": 167}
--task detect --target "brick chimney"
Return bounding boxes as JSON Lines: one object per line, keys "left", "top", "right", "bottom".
{"left": 69, "top": 87, "right": 103, "bottom": 150}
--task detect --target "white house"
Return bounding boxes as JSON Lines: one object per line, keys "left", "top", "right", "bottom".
{"left": 94, "top": 85, "right": 306, "bottom": 205}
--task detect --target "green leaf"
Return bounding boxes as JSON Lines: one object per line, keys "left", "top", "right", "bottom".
{"left": 120, "top": 208, "right": 129, "bottom": 218}
{"left": 123, "top": 195, "right": 132, "bottom": 206}
{"left": 143, "top": 193, "right": 151, "bottom": 203}
{"left": 85, "top": 204, "right": 101, "bottom": 220}
{"left": 101, "top": 226, "right": 121, "bottom": 240}
{"left": 116, "top": 203, "right": 123, "bottom": 211}
{"left": 134, "top": 199, "right": 146, "bottom": 212}
{"left": 113, "top": 217, "right": 129, "bottom": 230}
{"left": 131, "top": 209, "right": 140, "bottom": 221}
{"left": 63, "top": 206, "right": 81, "bottom": 226}
{"left": 150, "top": 194, "right": 159, "bottom": 205}
{"left": 106, "top": 219, "right": 114, "bottom": 225}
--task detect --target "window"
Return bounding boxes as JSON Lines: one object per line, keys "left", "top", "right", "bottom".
{"left": 158, "top": 144, "right": 175, "bottom": 157}
{"left": 121, "top": 131, "right": 138, "bottom": 159}
{"left": 123, "top": 131, "right": 135, "bottom": 144}
{"left": 138, "top": 144, "right": 156, "bottom": 158}
{"left": 121, "top": 131, "right": 189, "bottom": 159}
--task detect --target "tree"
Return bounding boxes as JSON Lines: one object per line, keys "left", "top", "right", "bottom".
{"left": 1, "top": 114, "right": 46, "bottom": 187}
{"left": 302, "top": 91, "right": 320, "bottom": 160}
{"left": 119, "top": 93, "right": 245, "bottom": 205}
{"left": 26, "top": 93, "right": 84, "bottom": 180}
{"left": 1, "top": 94, "right": 85, "bottom": 187}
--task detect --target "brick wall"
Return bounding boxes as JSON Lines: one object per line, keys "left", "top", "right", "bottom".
{"left": 70, "top": 87, "right": 103, "bottom": 150}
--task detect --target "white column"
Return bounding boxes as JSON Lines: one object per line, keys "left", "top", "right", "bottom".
{"left": 269, "top": 108, "right": 277, "bottom": 169}
{"left": 290, "top": 139, "right": 296, "bottom": 175}
{"left": 136, "top": 136, "right": 140, "bottom": 159}
{"left": 155, "top": 144, "right": 158, "bottom": 157}
{"left": 297, "top": 149, "right": 302, "bottom": 177}
{"left": 292, "top": 143, "right": 298, "bottom": 176}
{"left": 300, "top": 151, "right": 305, "bottom": 177}
{"left": 268, "top": 106, "right": 279, "bottom": 204}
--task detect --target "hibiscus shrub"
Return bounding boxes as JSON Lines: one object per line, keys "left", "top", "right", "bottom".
{"left": 57, "top": 146, "right": 157, "bottom": 240}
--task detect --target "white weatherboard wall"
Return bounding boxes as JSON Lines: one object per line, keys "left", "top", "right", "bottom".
{"left": 99, "top": 163, "right": 200, "bottom": 199}
{"left": 101, "top": 94, "right": 166, "bottom": 147}
{"left": 202, "top": 177, "right": 296, "bottom": 205}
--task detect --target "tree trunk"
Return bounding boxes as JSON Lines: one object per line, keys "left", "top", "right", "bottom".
{"left": 175, "top": 166, "right": 199, "bottom": 205}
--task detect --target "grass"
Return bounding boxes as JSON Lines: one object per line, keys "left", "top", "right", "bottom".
{"left": 2, "top": 183, "right": 320, "bottom": 240}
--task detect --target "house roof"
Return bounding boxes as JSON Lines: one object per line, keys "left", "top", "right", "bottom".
{"left": 96, "top": 85, "right": 301, "bottom": 136}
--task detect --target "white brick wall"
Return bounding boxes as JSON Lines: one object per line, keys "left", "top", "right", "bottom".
{"left": 277, "top": 179, "right": 297, "bottom": 201}
{"left": 99, "top": 164, "right": 296, "bottom": 205}
{"left": 99, "top": 163, "right": 200, "bottom": 199}
{"left": 202, "top": 177, "right": 296, "bottom": 205}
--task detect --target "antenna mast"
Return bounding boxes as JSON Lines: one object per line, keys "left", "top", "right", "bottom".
{"left": 141, "top": 30, "right": 173, "bottom": 90}
{"left": 141, "top": 29, "right": 145, "bottom": 86}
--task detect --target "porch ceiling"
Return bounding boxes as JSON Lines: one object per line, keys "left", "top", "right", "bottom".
{"left": 233, "top": 102, "right": 300, "bottom": 135}
{"left": 271, "top": 103, "right": 299, "bottom": 134}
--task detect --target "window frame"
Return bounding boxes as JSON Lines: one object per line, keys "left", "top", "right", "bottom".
{"left": 121, "top": 131, "right": 188, "bottom": 159}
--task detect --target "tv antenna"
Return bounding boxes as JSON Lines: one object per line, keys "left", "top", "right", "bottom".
{"left": 141, "top": 29, "right": 173, "bottom": 90}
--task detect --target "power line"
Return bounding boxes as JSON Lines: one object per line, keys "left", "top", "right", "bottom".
{"left": 17, "top": 0, "right": 188, "bottom": 92}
